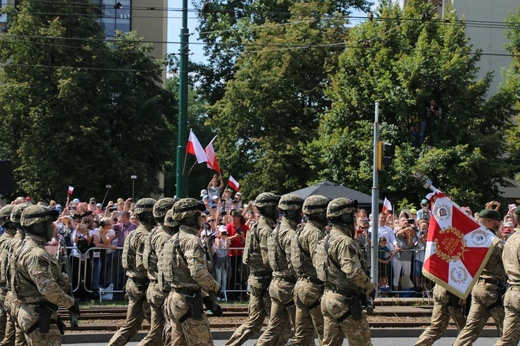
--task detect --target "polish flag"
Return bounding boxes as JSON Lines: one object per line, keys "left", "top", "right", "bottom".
{"left": 68, "top": 186, "right": 74, "bottom": 195}
{"left": 382, "top": 197, "right": 392, "bottom": 214}
{"left": 205, "top": 136, "right": 221, "bottom": 174}
{"left": 228, "top": 175, "right": 240, "bottom": 192}
{"left": 422, "top": 191, "right": 499, "bottom": 299}
{"left": 186, "top": 129, "right": 207, "bottom": 164}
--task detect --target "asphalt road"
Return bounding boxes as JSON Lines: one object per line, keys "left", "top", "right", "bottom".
{"left": 63, "top": 336, "right": 500, "bottom": 346}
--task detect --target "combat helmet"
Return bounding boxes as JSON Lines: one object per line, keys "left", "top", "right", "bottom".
{"left": 153, "top": 198, "right": 175, "bottom": 224}
{"left": 172, "top": 198, "right": 205, "bottom": 222}
{"left": 302, "top": 195, "right": 330, "bottom": 215}
{"left": 278, "top": 194, "right": 304, "bottom": 211}
{"left": 20, "top": 205, "right": 59, "bottom": 228}
{"left": 0, "top": 205, "right": 15, "bottom": 223}
{"left": 163, "top": 209, "right": 180, "bottom": 235}
{"left": 134, "top": 198, "right": 157, "bottom": 215}
{"left": 326, "top": 198, "right": 358, "bottom": 218}
{"left": 11, "top": 203, "right": 31, "bottom": 224}
{"left": 255, "top": 193, "right": 279, "bottom": 208}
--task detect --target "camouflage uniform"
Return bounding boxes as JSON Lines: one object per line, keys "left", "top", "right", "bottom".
{"left": 14, "top": 205, "right": 78, "bottom": 346}
{"left": 0, "top": 205, "right": 16, "bottom": 343}
{"left": 165, "top": 198, "right": 220, "bottom": 346}
{"left": 494, "top": 225, "right": 520, "bottom": 346}
{"left": 287, "top": 195, "right": 329, "bottom": 346}
{"left": 1, "top": 203, "right": 30, "bottom": 346}
{"left": 315, "top": 198, "right": 374, "bottom": 346}
{"left": 414, "top": 284, "right": 466, "bottom": 346}
{"left": 226, "top": 193, "right": 278, "bottom": 346}
{"left": 138, "top": 198, "right": 175, "bottom": 346}
{"left": 108, "top": 198, "right": 156, "bottom": 346}
{"left": 256, "top": 194, "right": 303, "bottom": 346}
{"left": 453, "top": 227, "right": 506, "bottom": 345}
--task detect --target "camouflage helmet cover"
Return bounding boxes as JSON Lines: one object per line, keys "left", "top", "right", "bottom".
{"left": 163, "top": 209, "right": 179, "bottom": 227}
{"left": 153, "top": 198, "right": 176, "bottom": 219}
{"left": 20, "top": 205, "right": 59, "bottom": 227}
{"left": 10, "top": 203, "right": 31, "bottom": 224}
{"left": 278, "top": 194, "right": 304, "bottom": 211}
{"left": 255, "top": 192, "right": 279, "bottom": 208}
{"left": 172, "top": 198, "right": 205, "bottom": 221}
{"left": 0, "top": 205, "right": 15, "bottom": 222}
{"left": 302, "top": 195, "right": 330, "bottom": 215}
{"left": 326, "top": 198, "right": 358, "bottom": 218}
{"left": 134, "top": 198, "right": 157, "bottom": 215}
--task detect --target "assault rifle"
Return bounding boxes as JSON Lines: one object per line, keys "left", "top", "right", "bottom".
{"left": 56, "top": 241, "right": 79, "bottom": 329}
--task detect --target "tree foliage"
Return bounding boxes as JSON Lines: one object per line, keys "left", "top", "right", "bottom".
{"left": 308, "top": 0, "right": 516, "bottom": 210}
{"left": 208, "top": 1, "right": 369, "bottom": 198}
{"left": 0, "top": 0, "right": 175, "bottom": 201}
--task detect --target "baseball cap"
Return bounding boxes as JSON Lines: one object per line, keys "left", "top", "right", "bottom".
{"left": 212, "top": 196, "right": 219, "bottom": 201}
{"left": 200, "top": 189, "right": 208, "bottom": 197}
{"left": 203, "top": 195, "right": 209, "bottom": 200}
{"left": 96, "top": 203, "right": 102, "bottom": 207}
{"left": 72, "top": 198, "right": 80, "bottom": 204}
{"left": 89, "top": 197, "right": 96, "bottom": 203}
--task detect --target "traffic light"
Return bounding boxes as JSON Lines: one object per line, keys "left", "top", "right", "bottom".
{"left": 376, "top": 141, "right": 394, "bottom": 171}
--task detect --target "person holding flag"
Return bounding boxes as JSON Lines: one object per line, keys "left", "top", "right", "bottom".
{"left": 453, "top": 209, "right": 507, "bottom": 345}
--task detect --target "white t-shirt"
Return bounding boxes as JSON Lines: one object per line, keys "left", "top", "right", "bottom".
{"left": 91, "top": 228, "right": 116, "bottom": 254}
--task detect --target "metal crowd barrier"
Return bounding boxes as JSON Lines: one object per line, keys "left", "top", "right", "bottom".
{"left": 63, "top": 245, "right": 430, "bottom": 302}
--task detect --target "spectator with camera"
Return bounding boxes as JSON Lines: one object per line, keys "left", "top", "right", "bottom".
{"left": 208, "top": 173, "right": 224, "bottom": 200}
{"left": 92, "top": 217, "right": 117, "bottom": 298}
{"left": 71, "top": 217, "right": 94, "bottom": 300}
{"left": 392, "top": 216, "right": 416, "bottom": 294}
{"left": 414, "top": 222, "right": 428, "bottom": 290}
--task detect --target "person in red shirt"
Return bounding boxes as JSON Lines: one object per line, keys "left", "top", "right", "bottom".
{"left": 226, "top": 210, "right": 249, "bottom": 298}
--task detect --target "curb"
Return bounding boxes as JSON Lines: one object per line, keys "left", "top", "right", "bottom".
{"left": 62, "top": 328, "right": 501, "bottom": 344}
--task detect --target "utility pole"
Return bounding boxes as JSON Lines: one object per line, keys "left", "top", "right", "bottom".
{"left": 176, "top": 0, "right": 189, "bottom": 198}
{"left": 371, "top": 102, "right": 380, "bottom": 291}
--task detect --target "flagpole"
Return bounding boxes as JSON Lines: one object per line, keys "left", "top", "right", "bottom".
{"left": 187, "top": 161, "right": 197, "bottom": 176}
{"left": 370, "top": 102, "right": 380, "bottom": 291}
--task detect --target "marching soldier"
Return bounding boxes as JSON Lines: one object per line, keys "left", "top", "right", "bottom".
{"left": 1, "top": 202, "right": 31, "bottom": 346}
{"left": 256, "top": 194, "right": 303, "bottom": 346}
{"left": 314, "top": 198, "right": 375, "bottom": 346}
{"left": 414, "top": 284, "right": 466, "bottom": 345}
{"left": 108, "top": 198, "right": 156, "bottom": 346}
{"left": 139, "top": 198, "right": 175, "bottom": 346}
{"left": 165, "top": 198, "right": 222, "bottom": 345}
{"left": 287, "top": 195, "right": 329, "bottom": 346}
{"left": 453, "top": 209, "right": 507, "bottom": 345}
{"left": 226, "top": 193, "right": 279, "bottom": 346}
{"left": 494, "top": 206, "right": 520, "bottom": 346}
{"left": 0, "top": 205, "right": 16, "bottom": 342}
{"left": 14, "top": 205, "right": 80, "bottom": 345}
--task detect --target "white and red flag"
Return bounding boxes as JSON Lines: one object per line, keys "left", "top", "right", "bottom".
{"left": 382, "top": 197, "right": 392, "bottom": 214}
{"left": 68, "top": 186, "right": 74, "bottom": 195}
{"left": 205, "top": 136, "right": 221, "bottom": 174}
{"left": 186, "top": 129, "right": 207, "bottom": 164}
{"left": 227, "top": 175, "right": 240, "bottom": 192}
{"left": 423, "top": 191, "right": 499, "bottom": 299}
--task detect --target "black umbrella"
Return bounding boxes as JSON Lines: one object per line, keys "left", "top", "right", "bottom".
{"left": 289, "top": 181, "right": 381, "bottom": 208}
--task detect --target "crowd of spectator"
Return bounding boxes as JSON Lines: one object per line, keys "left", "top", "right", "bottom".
{"left": 0, "top": 177, "right": 518, "bottom": 302}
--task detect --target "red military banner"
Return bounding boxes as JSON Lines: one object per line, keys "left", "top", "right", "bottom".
{"left": 422, "top": 191, "right": 499, "bottom": 299}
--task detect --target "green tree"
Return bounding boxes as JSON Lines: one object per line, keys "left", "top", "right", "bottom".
{"left": 309, "top": 0, "right": 516, "bottom": 209}
{"left": 0, "top": 0, "right": 174, "bottom": 201}
{"left": 209, "top": 1, "right": 366, "bottom": 198}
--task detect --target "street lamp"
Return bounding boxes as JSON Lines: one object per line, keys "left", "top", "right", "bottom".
{"left": 131, "top": 175, "right": 137, "bottom": 199}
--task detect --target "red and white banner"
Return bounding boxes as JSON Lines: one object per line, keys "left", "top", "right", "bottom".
{"left": 382, "top": 197, "right": 392, "bottom": 213}
{"left": 228, "top": 175, "right": 240, "bottom": 192}
{"left": 423, "top": 191, "right": 499, "bottom": 299}
{"left": 186, "top": 129, "right": 207, "bottom": 164}
{"left": 68, "top": 186, "right": 74, "bottom": 195}
{"left": 205, "top": 136, "right": 221, "bottom": 174}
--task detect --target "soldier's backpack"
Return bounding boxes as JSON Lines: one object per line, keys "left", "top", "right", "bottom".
{"left": 313, "top": 235, "right": 330, "bottom": 283}
{"left": 158, "top": 233, "right": 177, "bottom": 292}
{"left": 121, "top": 231, "right": 136, "bottom": 271}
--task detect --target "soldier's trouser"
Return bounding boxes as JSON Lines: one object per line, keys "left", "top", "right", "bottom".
{"left": 0, "top": 287, "right": 8, "bottom": 342}
{"left": 137, "top": 281, "right": 166, "bottom": 346}
{"left": 414, "top": 285, "right": 466, "bottom": 346}
{"left": 1, "top": 292, "right": 26, "bottom": 346}
{"left": 494, "top": 288, "right": 520, "bottom": 346}
{"left": 453, "top": 281, "right": 504, "bottom": 346}
{"left": 17, "top": 304, "right": 60, "bottom": 346}
{"left": 287, "top": 278, "right": 324, "bottom": 346}
{"left": 107, "top": 278, "right": 150, "bottom": 346}
{"left": 321, "top": 290, "right": 372, "bottom": 346}
{"left": 256, "top": 277, "right": 295, "bottom": 346}
{"left": 226, "top": 275, "right": 271, "bottom": 346}
{"left": 166, "top": 291, "right": 213, "bottom": 346}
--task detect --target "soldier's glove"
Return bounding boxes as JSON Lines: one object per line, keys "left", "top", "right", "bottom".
{"left": 69, "top": 300, "right": 81, "bottom": 317}
{"left": 203, "top": 296, "right": 223, "bottom": 317}
{"left": 369, "top": 288, "right": 376, "bottom": 300}
{"left": 57, "top": 316, "right": 66, "bottom": 335}
{"left": 216, "top": 289, "right": 226, "bottom": 299}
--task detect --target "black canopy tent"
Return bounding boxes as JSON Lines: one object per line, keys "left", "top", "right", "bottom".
{"left": 289, "top": 181, "right": 381, "bottom": 209}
